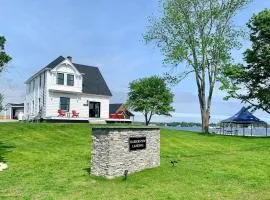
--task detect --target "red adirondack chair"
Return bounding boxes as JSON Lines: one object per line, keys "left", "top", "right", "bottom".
{"left": 72, "top": 110, "right": 79, "bottom": 118}
{"left": 109, "top": 113, "right": 123, "bottom": 119}
{"left": 57, "top": 109, "right": 65, "bottom": 117}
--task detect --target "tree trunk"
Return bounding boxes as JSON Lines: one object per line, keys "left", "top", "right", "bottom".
{"left": 197, "top": 74, "right": 211, "bottom": 134}
{"left": 201, "top": 109, "right": 210, "bottom": 133}
{"left": 197, "top": 75, "right": 210, "bottom": 133}
{"left": 144, "top": 113, "right": 149, "bottom": 126}
{"left": 144, "top": 111, "right": 153, "bottom": 126}
{"left": 199, "top": 103, "right": 210, "bottom": 133}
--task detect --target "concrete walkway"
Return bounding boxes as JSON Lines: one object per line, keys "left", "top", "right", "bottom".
{"left": 0, "top": 119, "right": 18, "bottom": 122}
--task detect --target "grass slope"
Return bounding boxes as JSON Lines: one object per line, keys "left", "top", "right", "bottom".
{"left": 0, "top": 123, "right": 270, "bottom": 200}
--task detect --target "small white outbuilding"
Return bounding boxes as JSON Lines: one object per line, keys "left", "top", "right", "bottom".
{"left": 1, "top": 103, "right": 24, "bottom": 120}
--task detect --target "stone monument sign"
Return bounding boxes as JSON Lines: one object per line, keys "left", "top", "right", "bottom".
{"left": 91, "top": 127, "right": 160, "bottom": 179}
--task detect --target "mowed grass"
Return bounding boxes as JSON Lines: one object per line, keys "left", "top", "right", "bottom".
{"left": 0, "top": 123, "right": 270, "bottom": 200}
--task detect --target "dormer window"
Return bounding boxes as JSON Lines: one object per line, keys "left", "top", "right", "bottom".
{"left": 57, "top": 73, "right": 64, "bottom": 85}
{"left": 67, "top": 74, "right": 74, "bottom": 86}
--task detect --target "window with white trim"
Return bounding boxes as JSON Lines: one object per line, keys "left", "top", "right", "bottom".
{"left": 60, "top": 97, "right": 70, "bottom": 111}
{"left": 67, "top": 74, "right": 74, "bottom": 86}
{"left": 57, "top": 73, "right": 64, "bottom": 85}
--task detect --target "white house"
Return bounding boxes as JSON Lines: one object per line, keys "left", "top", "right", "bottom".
{"left": 24, "top": 56, "right": 112, "bottom": 121}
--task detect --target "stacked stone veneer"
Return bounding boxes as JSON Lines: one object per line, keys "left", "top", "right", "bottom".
{"left": 91, "top": 127, "right": 160, "bottom": 178}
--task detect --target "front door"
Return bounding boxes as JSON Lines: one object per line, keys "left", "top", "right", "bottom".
{"left": 89, "top": 102, "right": 100, "bottom": 118}
{"left": 12, "top": 108, "right": 16, "bottom": 119}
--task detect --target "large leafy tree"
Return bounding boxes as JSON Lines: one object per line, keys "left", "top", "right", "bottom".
{"left": 0, "top": 36, "right": 11, "bottom": 73}
{"left": 0, "top": 36, "right": 12, "bottom": 112}
{"left": 144, "top": 0, "right": 250, "bottom": 133}
{"left": 126, "top": 76, "right": 174, "bottom": 126}
{"left": 221, "top": 9, "right": 270, "bottom": 114}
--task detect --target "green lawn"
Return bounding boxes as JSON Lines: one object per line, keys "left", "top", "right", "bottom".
{"left": 0, "top": 123, "right": 270, "bottom": 200}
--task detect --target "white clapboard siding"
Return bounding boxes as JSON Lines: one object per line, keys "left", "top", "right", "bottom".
{"left": 47, "top": 62, "right": 83, "bottom": 93}
{"left": 24, "top": 72, "right": 47, "bottom": 119}
{"left": 24, "top": 58, "right": 111, "bottom": 120}
{"left": 46, "top": 92, "right": 110, "bottom": 118}
{"left": 81, "top": 94, "right": 110, "bottom": 118}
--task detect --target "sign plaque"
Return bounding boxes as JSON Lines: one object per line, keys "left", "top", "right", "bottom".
{"left": 129, "top": 137, "right": 146, "bottom": 151}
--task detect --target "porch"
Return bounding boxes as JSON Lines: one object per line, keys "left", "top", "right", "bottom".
{"left": 42, "top": 116, "right": 132, "bottom": 124}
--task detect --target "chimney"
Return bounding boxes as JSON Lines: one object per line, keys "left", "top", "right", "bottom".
{"left": 67, "top": 56, "right": 72, "bottom": 62}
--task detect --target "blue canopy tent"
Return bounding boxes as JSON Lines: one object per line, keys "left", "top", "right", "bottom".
{"left": 219, "top": 107, "right": 268, "bottom": 136}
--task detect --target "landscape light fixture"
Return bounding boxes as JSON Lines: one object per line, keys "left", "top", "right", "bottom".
{"left": 124, "top": 170, "right": 128, "bottom": 180}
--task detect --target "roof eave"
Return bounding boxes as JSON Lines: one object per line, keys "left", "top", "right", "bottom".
{"left": 25, "top": 68, "right": 51, "bottom": 84}
{"left": 83, "top": 92, "right": 112, "bottom": 97}
{"left": 220, "top": 120, "right": 267, "bottom": 124}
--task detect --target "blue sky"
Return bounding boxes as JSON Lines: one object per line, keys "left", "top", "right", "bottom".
{"left": 0, "top": 0, "right": 269, "bottom": 123}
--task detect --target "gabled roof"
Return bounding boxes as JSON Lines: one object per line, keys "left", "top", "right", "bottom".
{"left": 73, "top": 63, "right": 112, "bottom": 96}
{"left": 109, "top": 103, "right": 134, "bottom": 116}
{"left": 125, "top": 110, "right": 135, "bottom": 117}
{"left": 221, "top": 107, "right": 266, "bottom": 124}
{"left": 25, "top": 56, "right": 66, "bottom": 83}
{"left": 44, "top": 56, "right": 66, "bottom": 69}
{"left": 26, "top": 56, "right": 112, "bottom": 96}
{"left": 109, "top": 103, "right": 122, "bottom": 114}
